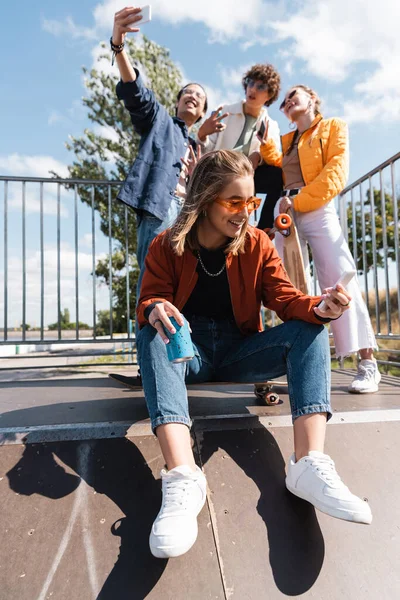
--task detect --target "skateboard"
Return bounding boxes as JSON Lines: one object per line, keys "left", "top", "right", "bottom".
{"left": 108, "top": 373, "right": 287, "bottom": 406}
{"left": 266, "top": 209, "right": 308, "bottom": 294}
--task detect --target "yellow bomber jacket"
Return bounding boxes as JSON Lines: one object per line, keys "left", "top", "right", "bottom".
{"left": 259, "top": 115, "right": 349, "bottom": 212}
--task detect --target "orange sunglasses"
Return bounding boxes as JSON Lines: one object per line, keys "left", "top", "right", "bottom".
{"left": 215, "top": 196, "right": 262, "bottom": 214}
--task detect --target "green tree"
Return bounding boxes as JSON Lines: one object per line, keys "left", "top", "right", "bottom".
{"left": 94, "top": 309, "right": 121, "bottom": 337}
{"left": 59, "top": 36, "right": 183, "bottom": 334}
{"left": 347, "top": 188, "right": 397, "bottom": 273}
{"left": 61, "top": 307, "right": 70, "bottom": 327}
{"left": 48, "top": 308, "right": 89, "bottom": 331}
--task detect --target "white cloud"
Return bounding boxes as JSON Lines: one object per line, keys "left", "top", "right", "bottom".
{"left": 93, "top": 125, "right": 120, "bottom": 144}
{"left": 13, "top": 243, "right": 95, "bottom": 276}
{"left": 8, "top": 189, "right": 69, "bottom": 218}
{"left": 0, "top": 244, "right": 109, "bottom": 327}
{"left": 90, "top": 42, "right": 117, "bottom": 77}
{"left": 42, "top": 16, "right": 97, "bottom": 40}
{"left": 80, "top": 233, "right": 94, "bottom": 248}
{"left": 0, "top": 154, "right": 71, "bottom": 217}
{"left": 48, "top": 101, "right": 87, "bottom": 128}
{"left": 269, "top": 0, "right": 400, "bottom": 123}
{"left": 202, "top": 85, "right": 240, "bottom": 113}
{"left": 0, "top": 154, "right": 69, "bottom": 179}
{"left": 93, "top": 0, "right": 274, "bottom": 42}
{"left": 67, "top": 99, "right": 87, "bottom": 121}
{"left": 48, "top": 110, "right": 66, "bottom": 126}
{"left": 41, "top": 0, "right": 400, "bottom": 125}
{"left": 218, "top": 64, "right": 250, "bottom": 90}
{"left": 90, "top": 36, "right": 146, "bottom": 79}
{"left": 45, "top": 0, "right": 275, "bottom": 42}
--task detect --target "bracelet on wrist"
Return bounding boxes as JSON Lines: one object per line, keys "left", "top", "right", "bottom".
{"left": 110, "top": 36, "right": 125, "bottom": 65}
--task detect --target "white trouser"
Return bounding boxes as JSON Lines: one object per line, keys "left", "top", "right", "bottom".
{"left": 274, "top": 201, "right": 377, "bottom": 358}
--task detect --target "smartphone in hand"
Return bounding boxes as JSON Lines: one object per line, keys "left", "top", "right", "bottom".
{"left": 139, "top": 5, "right": 152, "bottom": 24}
{"left": 257, "top": 120, "right": 266, "bottom": 139}
{"left": 319, "top": 270, "right": 356, "bottom": 311}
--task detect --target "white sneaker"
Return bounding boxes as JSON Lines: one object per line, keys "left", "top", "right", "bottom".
{"left": 348, "top": 359, "right": 381, "bottom": 393}
{"left": 150, "top": 465, "right": 207, "bottom": 559}
{"left": 286, "top": 451, "right": 372, "bottom": 524}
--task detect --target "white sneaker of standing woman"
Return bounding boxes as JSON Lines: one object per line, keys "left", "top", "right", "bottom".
{"left": 348, "top": 358, "right": 381, "bottom": 393}
{"left": 150, "top": 465, "right": 207, "bottom": 558}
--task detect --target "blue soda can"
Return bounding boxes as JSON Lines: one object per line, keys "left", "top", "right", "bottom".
{"left": 164, "top": 316, "right": 194, "bottom": 363}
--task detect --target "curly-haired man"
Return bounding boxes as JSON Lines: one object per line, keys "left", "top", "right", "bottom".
{"left": 197, "top": 63, "right": 283, "bottom": 229}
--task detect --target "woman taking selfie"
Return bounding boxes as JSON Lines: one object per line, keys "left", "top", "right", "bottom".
{"left": 136, "top": 150, "right": 372, "bottom": 560}
{"left": 258, "top": 86, "right": 379, "bottom": 394}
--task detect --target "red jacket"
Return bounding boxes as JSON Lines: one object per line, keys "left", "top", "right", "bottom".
{"left": 137, "top": 226, "right": 324, "bottom": 334}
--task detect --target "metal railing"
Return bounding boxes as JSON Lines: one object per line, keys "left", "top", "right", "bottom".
{"left": 338, "top": 152, "right": 400, "bottom": 367}
{"left": 1, "top": 176, "right": 137, "bottom": 368}
{"left": 1, "top": 152, "right": 399, "bottom": 370}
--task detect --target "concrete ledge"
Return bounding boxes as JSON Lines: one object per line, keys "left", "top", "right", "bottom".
{"left": 2, "top": 408, "right": 400, "bottom": 445}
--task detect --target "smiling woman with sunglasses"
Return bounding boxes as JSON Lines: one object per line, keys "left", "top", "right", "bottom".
{"left": 136, "top": 149, "right": 372, "bottom": 560}
{"left": 259, "top": 84, "right": 380, "bottom": 395}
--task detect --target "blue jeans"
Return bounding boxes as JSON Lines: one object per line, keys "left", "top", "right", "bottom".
{"left": 137, "top": 317, "right": 332, "bottom": 431}
{"left": 135, "top": 195, "right": 183, "bottom": 345}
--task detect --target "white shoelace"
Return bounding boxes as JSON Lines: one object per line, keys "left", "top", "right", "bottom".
{"left": 304, "top": 455, "right": 343, "bottom": 486}
{"left": 162, "top": 479, "right": 193, "bottom": 513}
{"left": 354, "top": 363, "right": 376, "bottom": 382}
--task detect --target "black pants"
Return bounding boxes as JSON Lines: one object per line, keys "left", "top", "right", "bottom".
{"left": 254, "top": 164, "right": 283, "bottom": 230}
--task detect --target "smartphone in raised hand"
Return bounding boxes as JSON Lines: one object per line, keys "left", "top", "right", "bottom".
{"left": 138, "top": 5, "right": 152, "bottom": 25}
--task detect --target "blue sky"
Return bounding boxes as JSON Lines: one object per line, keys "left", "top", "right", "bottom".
{"left": 0, "top": 0, "right": 399, "bottom": 329}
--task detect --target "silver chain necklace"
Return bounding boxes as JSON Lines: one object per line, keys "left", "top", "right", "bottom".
{"left": 196, "top": 250, "right": 226, "bottom": 277}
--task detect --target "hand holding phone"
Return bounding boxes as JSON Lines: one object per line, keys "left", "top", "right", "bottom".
{"left": 112, "top": 6, "right": 146, "bottom": 45}
{"left": 258, "top": 121, "right": 266, "bottom": 139}
{"left": 257, "top": 120, "right": 269, "bottom": 144}
{"left": 138, "top": 5, "right": 152, "bottom": 25}
{"left": 319, "top": 270, "right": 356, "bottom": 311}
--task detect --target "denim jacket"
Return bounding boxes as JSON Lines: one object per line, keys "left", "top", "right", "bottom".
{"left": 116, "top": 69, "right": 196, "bottom": 220}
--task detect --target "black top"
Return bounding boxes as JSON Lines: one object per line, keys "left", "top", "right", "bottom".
{"left": 182, "top": 245, "right": 234, "bottom": 321}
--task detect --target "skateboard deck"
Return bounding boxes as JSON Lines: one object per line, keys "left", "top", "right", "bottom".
{"left": 273, "top": 210, "right": 308, "bottom": 295}
{"left": 108, "top": 373, "right": 287, "bottom": 406}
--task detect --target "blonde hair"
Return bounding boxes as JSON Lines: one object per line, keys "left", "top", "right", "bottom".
{"left": 285, "top": 84, "right": 323, "bottom": 154}
{"left": 169, "top": 150, "right": 254, "bottom": 256}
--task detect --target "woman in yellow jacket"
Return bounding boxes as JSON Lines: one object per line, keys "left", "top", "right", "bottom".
{"left": 258, "top": 85, "right": 379, "bottom": 393}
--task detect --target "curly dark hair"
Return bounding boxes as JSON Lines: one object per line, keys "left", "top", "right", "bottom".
{"left": 242, "top": 64, "right": 281, "bottom": 107}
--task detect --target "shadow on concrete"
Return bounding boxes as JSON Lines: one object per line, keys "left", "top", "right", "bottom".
{"left": 200, "top": 428, "right": 325, "bottom": 596}
{"left": 4, "top": 418, "right": 324, "bottom": 597}
{"left": 0, "top": 396, "right": 149, "bottom": 429}
{"left": 0, "top": 389, "right": 282, "bottom": 430}
{"left": 6, "top": 438, "right": 167, "bottom": 599}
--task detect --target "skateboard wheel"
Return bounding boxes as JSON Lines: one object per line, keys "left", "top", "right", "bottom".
{"left": 265, "top": 392, "right": 280, "bottom": 406}
{"left": 254, "top": 385, "right": 280, "bottom": 406}
{"left": 275, "top": 213, "right": 292, "bottom": 230}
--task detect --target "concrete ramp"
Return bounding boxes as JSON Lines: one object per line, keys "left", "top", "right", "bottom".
{"left": 1, "top": 372, "right": 400, "bottom": 599}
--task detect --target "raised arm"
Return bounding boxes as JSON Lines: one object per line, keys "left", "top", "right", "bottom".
{"left": 112, "top": 6, "right": 142, "bottom": 82}
{"left": 112, "top": 6, "right": 163, "bottom": 134}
